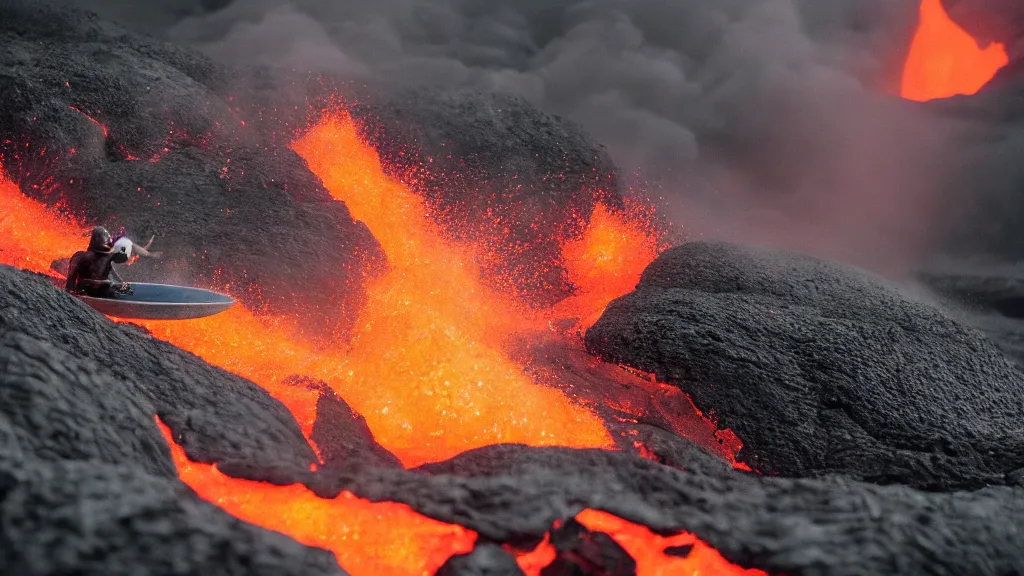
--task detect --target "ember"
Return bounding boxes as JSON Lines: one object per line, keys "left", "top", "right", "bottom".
{"left": 901, "top": 0, "right": 1008, "bottom": 101}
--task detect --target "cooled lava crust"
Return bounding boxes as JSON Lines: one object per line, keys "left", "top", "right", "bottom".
{"left": 1, "top": 1, "right": 1024, "bottom": 575}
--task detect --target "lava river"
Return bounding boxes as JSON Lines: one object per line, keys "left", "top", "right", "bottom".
{"left": 0, "top": 111, "right": 762, "bottom": 575}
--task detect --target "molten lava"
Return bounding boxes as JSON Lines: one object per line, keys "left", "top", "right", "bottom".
{"left": 157, "top": 419, "right": 477, "bottom": 575}
{"left": 161, "top": 419, "right": 764, "bottom": 576}
{"left": 901, "top": 0, "right": 1008, "bottom": 101}
{"left": 552, "top": 201, "right": 662, "bottom": 331}
{"left": 0, "top": 170, "right": 85, "bottom": 275}
{"left": 573, "top": 510, "right": 768, "bottom": 576}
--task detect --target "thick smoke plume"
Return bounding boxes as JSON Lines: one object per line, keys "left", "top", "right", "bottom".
{"left": 65, "top": 0, "right": 1021, "bottom": 271}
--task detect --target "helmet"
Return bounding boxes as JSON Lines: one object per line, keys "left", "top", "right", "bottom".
{"left": 88, "top": 226, "right": 112, "bottom": 252}
{"left": 111, "top": 237, "right": 133, "bottom": 263}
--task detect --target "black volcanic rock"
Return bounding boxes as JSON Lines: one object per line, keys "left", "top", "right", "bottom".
{"left": 0, "top": 266, "right": 343, "bottom": 574}
{"left": 2, "top": 259, "right": 1024, "bottom": 575}
{"left": 585, "top": 241, "right": 1024, "bottom": 490}
{"left": 0, "top": 457, "right": 343, "bottom": 576}
{"left": 296, "top": 376, "right": 404, "bottom": 472}
{"left": 0, "top": 265, "right": 319, "bottom": 480}
{"left": 436, "top": 544, "right": 525, "bottom": 576}
{"left": 0, "top": 0, "right": 382, "bottom": 335}
{"left": 359, "top": 444, "right": 1024, "bottom": 576}
{"left": 542, "top": 519, "right": 636, "bottom": 576}
{"left": 916, "top": 259, "right": 1024, "bottom": 366}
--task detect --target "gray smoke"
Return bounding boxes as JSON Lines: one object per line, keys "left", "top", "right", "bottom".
{"left": 67, "top": 0, "right": 1021, "bottom": 273}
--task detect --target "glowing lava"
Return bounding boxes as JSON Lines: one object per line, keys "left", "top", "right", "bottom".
{"left": 552, "top": 200, "right": 662, "bottom": 331}
{"left": 574, "top": 510, "right": 768, "bottom": 576}
{"left": 901, "top": 0, "right": 1008, "bottom": 101}
{"left": 0, "top": 170, "right": 85, "bottom": 275}
{"left": 136, "top": 112, "right": 614, "bottom": 468}
{"left": 158, "top": 418, "right": 477, "bottom": 575}
{"left": 161, "top": 419, "right": 764, "bottom": 576}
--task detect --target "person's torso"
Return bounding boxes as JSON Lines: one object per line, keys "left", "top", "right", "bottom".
{"left": 76, "top": 250, "right": 117, "bottom": 281}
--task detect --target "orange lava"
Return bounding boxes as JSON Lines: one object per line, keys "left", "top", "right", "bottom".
{"left": 575, "top": 510, "right": 768, "bottom": 576}
{"left": 157, "top": 418, "right": 477, "bottom": 575}
{"left": 901, "top": 0, "right": 1008, "bottom": 101}
{"left": 0, "top": 170, "right": 85, "bottom": 275}
{"left": 511, "top": 511, "right": 766, "bottom": 576}
{"left": 552, "top": 201, "right": 661, "bottom": 331}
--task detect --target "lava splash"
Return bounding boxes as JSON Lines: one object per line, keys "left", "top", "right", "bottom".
{"left": 901, "top": 0, "right": 1008, "bottom": 101}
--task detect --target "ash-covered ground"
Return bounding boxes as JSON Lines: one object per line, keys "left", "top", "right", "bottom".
{"left": 2, "top": 0, "right": 1024, "bottom": 575}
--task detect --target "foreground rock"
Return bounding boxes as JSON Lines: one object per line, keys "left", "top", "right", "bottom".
{"left": 1, "top": 265, "right": 1023, "bottom": 575}
{"left": 586, "top": 241, "right": 1024, "bottom": 490}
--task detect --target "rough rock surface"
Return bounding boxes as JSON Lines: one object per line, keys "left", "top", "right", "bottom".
{"left": 585, "top": 241, "right": 1024, "bottom": 490}
{"left": 2, "top": 265, "right": 1024, "bottom": 575}
{"left": 0, "top": 0, "right": 383, "bottom": 335}
{"left": 916, "top": 259, "right": 1024, "bottom": 366}
{"left": 0, "top": 265, "right": 319, "bottom": 479}
{"left": 436, "top": 544, "right": 525, "bottom": 576}
{"left": 0, "top": 269, "right": 342, "bottom": 574}
{"left": 539, "top": 519, "right": 636, "bottom": 576}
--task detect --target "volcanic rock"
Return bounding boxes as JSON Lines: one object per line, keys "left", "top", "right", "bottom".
{"left": 541, "top": 519, "right": 636, "bottom": 576}
{"left": 3, "top": 263, "right": 1024, "bottom": 575}
{"left": 295, "top": 376, "right": 404, "bottom": 472}
{"left": 0, "top": 457, "right": 343, "bottom": 576}
{"left": 916, "top": 258, "right": 1024, "bottom": 366}
{"left": 585, "top": 241, "right": 1024, "bottom": 490}
{"left": 0, "top": 269, "right": 344, "bottom": 574}
{"left": 0, "top": 265, "right": 319, "bottom": 480}
{"left": 0, "top": 0, "right": 383, "bottom": 334}
{"left": 435, "top": 544, "right": 525, "bottom": 576}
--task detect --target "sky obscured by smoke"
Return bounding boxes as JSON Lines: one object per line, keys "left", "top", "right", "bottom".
{"left": 67, "top": 0, "right": 1019, "bottom": 272}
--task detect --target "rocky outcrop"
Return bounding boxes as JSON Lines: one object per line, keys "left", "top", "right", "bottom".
{"left": 586, "top": 241, "right": 1024, "bottom": 490}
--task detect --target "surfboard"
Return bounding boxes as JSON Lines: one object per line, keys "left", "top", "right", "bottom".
{"left": 76, "top": 283, "right": 235, "bottom": 320}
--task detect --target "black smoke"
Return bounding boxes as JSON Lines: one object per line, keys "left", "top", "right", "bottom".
{"left": 64, "top": 0, "right": 1024, "bottom": 271}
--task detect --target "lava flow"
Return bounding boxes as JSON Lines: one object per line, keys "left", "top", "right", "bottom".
{"left": 160, "top": 419, "right": 764, "bottom": 576}
{"left": 157, "top": 418, "right": 477, "bottom": 575}
{"left": 0, "top": 171, "right": 85, "bottom": 276}
{"left": 901, "top": 0, "right": 1008, "bottom": 101}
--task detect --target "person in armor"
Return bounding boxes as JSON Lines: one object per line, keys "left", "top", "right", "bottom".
{"left": 65, "top": 226, "right": 161, "bottom": 297}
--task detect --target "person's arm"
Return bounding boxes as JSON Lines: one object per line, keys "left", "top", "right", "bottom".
{"left": 133, "top": 236, "right": 162, "bottom": 259}
{"left": 132, "top": 245, "right": 162, "bottom": 259}
{"left": 109, "top": 267, "right": 124, "bottom": 284}
{"left": 65, "top": 253, "right": 82, "bottom": 292}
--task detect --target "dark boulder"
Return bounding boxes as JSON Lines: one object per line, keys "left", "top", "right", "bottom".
{"left": 436, "top": 544, "right": 526, "bottom": 576}
{"left": 585, "top": 241, "right": 1024, "bottom": 489}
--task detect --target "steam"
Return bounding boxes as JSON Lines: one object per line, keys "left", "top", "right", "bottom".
{"left": 68, "top": 0, "right": 1010, "bottom": 271}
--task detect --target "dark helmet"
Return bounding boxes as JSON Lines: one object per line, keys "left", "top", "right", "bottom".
{"left": 87, "top": 226, "right": 112, "bottom": 252}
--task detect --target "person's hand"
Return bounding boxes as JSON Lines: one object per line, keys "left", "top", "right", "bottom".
{"left": 150, "top": 251, "right": 164, "bottom": 259}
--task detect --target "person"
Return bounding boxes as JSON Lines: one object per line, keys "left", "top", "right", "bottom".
{"left": 65, "top": 226, "right": 161, "bottom": 297}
